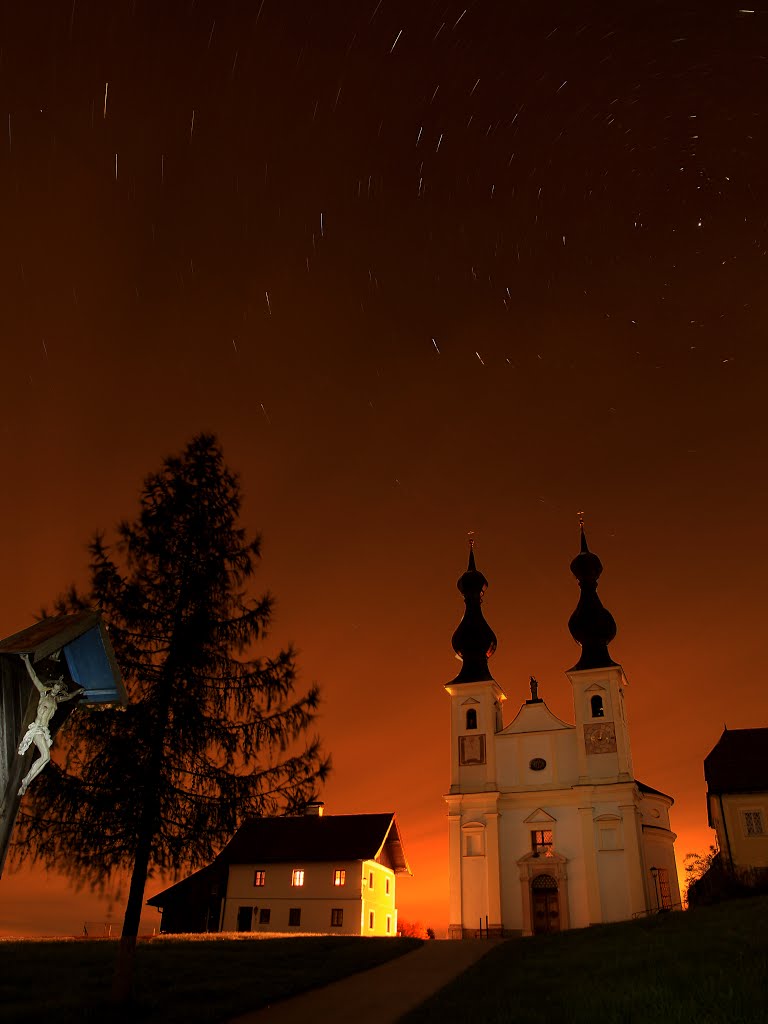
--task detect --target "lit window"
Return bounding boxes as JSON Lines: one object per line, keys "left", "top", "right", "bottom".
{"left": 259, "top": 908, "right": 271, "bottom": 924}
{"left": 531, "top": 829, "right": 553, "bottom": 856}
{"left": 369, "top": 872, "right": 374, "bottom": 889}
{"left": 288, "top": 908, "right": 301, "bottom": 927}
{"left": 254, "top": 870, "right": 266, "bottom": 887}
{"left": 330, "top": 908, "right": 343, "bottom": 927}
{"left": 744, "top": 810, "right": 765, "bottom": 836}
{"left": 591, "top": 695, "right": 605, "bottom": 718}
{"left": 466, "top": 708, "right": 477, "bottom": 730}
{"left": 369, "top": 911, "right": 375, "bottom": 929}
{"left": 334, "top": 869, "right": 346, "bottom": 886}
{"left": 385, "top": 878, "right": 390, "bottom": 895}
{"left": 291, "top": 869, "right": 305, "bottom": 887}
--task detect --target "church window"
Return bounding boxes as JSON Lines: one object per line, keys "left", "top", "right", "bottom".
{"left": 462, "top": 823, "right": 486, "bottom": 856}
{"left": 599, "top": 827, "right": 618, "bottom": 850}
{"left": 386, "top": 915, "right": 392, "bottom": 933}
{"left": 259, "top": 908, "right": 271, "bottom": 924}
{"left": 466, "top": 708, "right": 478, "bottom": 730}
{"left": 531, "top": 829, "right": 553, "bottom": 856}
{"left": 334, "top": 869, "right": 346, "bottom": 886}
{"left": 590, "top": 695, "right": 605, "bottom": 718}
{"left": 288, "top": 908, "right": 301, "bottom": 926}
{"left": 743, "top": 810, "right": 765, "bottom": 836}
{"left": 386, "top": 878, "right": 390, "bottom": 895}
{"left": 529, "top": 757, "right": 547, "bottom": 771}
{"left": 369, "top": 911, "right": 375, "bottom": 929}
{"left": 331, "top": 908, "right": 343, "bottom": 927}
{"left": 291, "top": 869, "right": 305, "bottom": 887}
{"left": 253, "top": 870, "right": 266, "bottom": 886}
{"left": 369, "top": 871, "right": 374, "bottom": 889}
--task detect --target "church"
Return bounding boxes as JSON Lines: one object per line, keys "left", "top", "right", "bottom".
{"left": 445, "top": 525, "right": 680, "bottom": 938}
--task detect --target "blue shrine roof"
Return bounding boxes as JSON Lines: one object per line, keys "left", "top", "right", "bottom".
{"left": 0, "top": 611, "right": 125, "bottom": 705}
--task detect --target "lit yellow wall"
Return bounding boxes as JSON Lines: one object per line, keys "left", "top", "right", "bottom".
{"left": 710, "top": 793, "right": 768, "bottom": 869}
{"left": 223, "top": 859, "right": 368, "bottom": 935}
{"left": 360, "top": 859, "right": 398, "bottom": 936}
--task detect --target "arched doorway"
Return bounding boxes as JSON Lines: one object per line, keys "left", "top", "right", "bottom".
{"left": 531, "top": 874, "right": 560, "bottom": 934}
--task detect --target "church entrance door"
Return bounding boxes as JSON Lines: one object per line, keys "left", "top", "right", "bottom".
{"left": 531, "top": 874, "right": 560, "bottom": 934}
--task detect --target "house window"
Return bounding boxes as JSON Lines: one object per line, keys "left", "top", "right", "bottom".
{"left": 259, "top": 908, "right": 271, "bottom": 924}
{"left": 466, "top": 708, "right": 477, "bottom": 730}
{"left": 334, "top": 869, "right": 346, "bottom": 886}
{"left": 590, "top": 695, "right": 604, "bottom": 718}
{"left": 531, "top": 829, "right": 553, "bottom": 856}
{"left": 288, "top": 908, "right": 301, "bottom": 927}
{"left": 744, "top": 810, "right": 765, "bottom": 836}
{"left": 369, "top": 872, "right": 374, "bottom": 889}
{"left": 236, "top": 906, "right": 253, "bottom": 932}
{"left": 253, "top": 870, "right": 266, "bottom": 886}
{"left": 369, "top": 911, "right": 375, "bottom": 929}
{"left": 385, "top": 878, "right": 390, "bottom": 895}
{"left": 657, "top": 867, "right": 672, "bottom": 909}
{"left": 386, "top": 915, "right": 392, "bottom": 934}
{"left": 291, "top": 869, "right": 305, "bottom": 887}
{"left": 330, "top": 908, "right": 343, "bottom": 927}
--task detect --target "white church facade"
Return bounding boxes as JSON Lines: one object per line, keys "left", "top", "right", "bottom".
{"left": 446, "top": 526, "right": 680, "bottom": 938}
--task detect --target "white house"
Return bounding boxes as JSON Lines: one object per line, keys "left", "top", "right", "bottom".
{"left": 446, "top": 527, "right": 680, "bottom": 938}
{"left": 148, "top": 805, "right": 410, "bottom": 936}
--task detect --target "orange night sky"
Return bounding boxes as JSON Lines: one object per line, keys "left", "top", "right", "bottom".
{"left": 2, "top": 2, "right": 768, "bottom": 936}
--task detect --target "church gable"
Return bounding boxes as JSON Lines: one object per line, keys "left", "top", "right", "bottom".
{"left": 501, "top": 699, "right": 573, "bottom": 735}
{"left": 523, "top": 808, "right": 557, "bottom": 824}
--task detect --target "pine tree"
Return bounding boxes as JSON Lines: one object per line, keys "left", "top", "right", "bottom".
{"left": 14, "top": 433, "right": 330, "bottom": 997}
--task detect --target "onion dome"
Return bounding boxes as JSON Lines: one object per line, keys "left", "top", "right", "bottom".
{"left": 567, "top": 522, "right": 618, "bottom": 671}
{"left": 450, "top": 542, "right": 497, "bottom": 683}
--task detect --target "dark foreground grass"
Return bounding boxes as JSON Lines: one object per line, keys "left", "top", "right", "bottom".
{"left": 404, "top": 896, "right": 768, "bottom": 1024}
{"left": 0, "top": 934, "right": 421, "bottom": 1024}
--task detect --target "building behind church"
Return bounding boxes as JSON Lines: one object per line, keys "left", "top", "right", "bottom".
{"left": 445, "top": 526, "right": 680, "bottom": 938}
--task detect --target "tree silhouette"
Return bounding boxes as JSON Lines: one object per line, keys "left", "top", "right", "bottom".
{"left": 14, "top": 433, "right": 330, "bottom": 998}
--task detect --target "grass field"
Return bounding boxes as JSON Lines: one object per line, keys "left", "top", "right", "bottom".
{"left": 403, "top": 895, "right": 768, "bottom": 1024}
{"left": 0, "top": 934, "right": 421, "bottom": 1024}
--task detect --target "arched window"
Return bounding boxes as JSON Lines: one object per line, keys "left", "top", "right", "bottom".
{"left": 590, "top": 695, "right": 604, "bottom": 718}
{"left": 466, "top": 708, "right": 478, "bottom": 730}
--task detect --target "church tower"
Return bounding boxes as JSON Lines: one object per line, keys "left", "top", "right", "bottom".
{"left": 445, "top": 541, "right": 505, "bottom": 939}
{"left": 567, "top": 522, "right": 633, "bottom": 784}
{"left": 445, "top": 541, "right": 505, "bottom": 795}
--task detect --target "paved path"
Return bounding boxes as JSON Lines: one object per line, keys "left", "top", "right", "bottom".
{"left": 229, "top": 939, "right": 503, "bottom": 1024}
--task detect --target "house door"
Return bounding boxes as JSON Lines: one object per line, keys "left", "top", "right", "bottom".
{"left": 236, "top": 906, "right": 253, "bottom": 932}
{"left": 531, "top": 874, "right": 560, "bottom": 934}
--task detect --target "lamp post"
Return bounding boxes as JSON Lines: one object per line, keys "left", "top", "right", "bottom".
{"left": 650, "top": 866, "right": 660, "bottom": 910}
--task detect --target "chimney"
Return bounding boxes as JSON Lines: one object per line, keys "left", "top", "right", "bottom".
{"left": 305, "top": 801, "right": 325, "bottom": 817}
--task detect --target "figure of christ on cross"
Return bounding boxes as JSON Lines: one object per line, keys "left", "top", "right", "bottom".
{"left": 17, "top": 652, "right": 84, "bottom": 796}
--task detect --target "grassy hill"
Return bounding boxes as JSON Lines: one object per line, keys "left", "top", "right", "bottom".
{"left": 404, "top": 896, "right": 768, "bottom": 1024}
{"left": 0, "top": 934, "right": 421, "bottom": 1024}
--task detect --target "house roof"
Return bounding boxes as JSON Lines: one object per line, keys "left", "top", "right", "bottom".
{"left": 636, "top": 780, "right": 674, "bottom": 804}
{"left": 146, "top": 863, "right": 226, "bottom": 908}
{"left": 219, "top": 813, "right": 410, "bottom": 874}
{"left": 146, "top": 812, "right": 411, "bottom": 909}
{"left": 704, "top": 728, "right": 768, "bottom": 794}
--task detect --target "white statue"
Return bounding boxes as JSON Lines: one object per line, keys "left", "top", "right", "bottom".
{"left": 17, "top": 652, "right": 84, "bottom": 796}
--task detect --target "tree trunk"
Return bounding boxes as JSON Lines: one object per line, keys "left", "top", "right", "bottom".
{"left": 112, "top": 826, "right": 154, "bottom": 1002}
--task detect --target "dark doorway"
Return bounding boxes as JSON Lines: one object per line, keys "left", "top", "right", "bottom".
{"left": 531, "top": 874, "right": 560, "bottom": 934}
{"left": 236, "top": 905, "right": 253, "bottom": 932}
